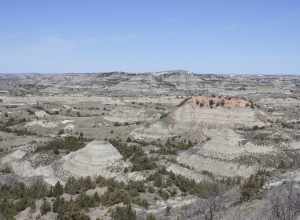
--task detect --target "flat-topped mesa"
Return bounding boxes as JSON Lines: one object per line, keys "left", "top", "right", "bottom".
{"left": 192, "top": 95, "right": 254, "bottom": 108}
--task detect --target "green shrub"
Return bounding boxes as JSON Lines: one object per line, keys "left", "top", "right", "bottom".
{"left": 111, "top": 204, "right": 136, "bottom": 220}
{"left": 101, "top": 188, "right": 130, "bottom": 206}
{"left": 146, "top": 214, "right": 156, "bottom": 220}
{"left": 53, "top": 196, "right": 64, "bottom": 213}
{"left": 109, "top": 139, "right": 156, "bottom": 171}
{"left": 148, "top": 186, "right": 155, "bottom": 193}
{"left": 64, "top": 176, "right": 96, "bottom": 195}
{"left": 0, "top": 166, "right": 12, "bottom": 174}
{"left": 157, "top": 138, "right": 194, "bottom": 155}
{"left": 158, "top": 189, "right": 169, "bottom": 200}
{"left": 0, "top": 198, "right": 17, "bottom": 220}
{"left": 113, "top": 122, "right": 122, "bottom": 126}
{"left": 53, "top": 181, "right": 64, "bottom": 197}
{"left": 240, "top": 170, "right": 269, "bottom": 201}
{"left": 77, "top": 192, "right": 98, "bottom": 208}
{"left": 148, "top": 169, "right": 220, "bottom": 198}
{"left": 40, "top": 198, "right": 51, "bottom": 215}
{"left": 36, "top": 136, "right": 86, "bottom": 153}
{"left": 54, "top": 196, "right": 91, "bottom": 220}
{"left": 15, "top": 197, "right": 35, "bottom": 212}
{"left": 127, "top": 181, "right": 145, "bottom": 196}
{"left": 168, "top": 172, "right": 219, "bottom": 197}
{"left": 133, "top": 197, "right": 149, "bottom": 209}
{"left": 153, "top": 174, "right": 163, "bottom": 188}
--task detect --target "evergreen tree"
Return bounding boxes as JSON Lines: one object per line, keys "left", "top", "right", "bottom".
{"left": 111, "top": 204, "right": 136, "bottom": 220}
{"left": 93, "top": 192, "right": 100, "bottom": 204}
{"left": 53, "top": 196, "right": 64, "bottom": 213}
{"left": 65, "top": 176, "right": 79, "bottom": 195}
{"left": 29, "top": 180, "right": 48, "bottom": 198}
{"left": 40, "top": 198, "right": 51, "bottom": 215}
{"left": 146, "top": 214, "right": 156, "bottom": 220}
{"left": 53, "top": 181, "right": 64, "bottom": 197}
{"left": 82, "top": 176, "right": 95, "bottom": 190}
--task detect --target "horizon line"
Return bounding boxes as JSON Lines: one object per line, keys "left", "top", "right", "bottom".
{"left": 0, "top": 70, "right": 299, "bottom": 76}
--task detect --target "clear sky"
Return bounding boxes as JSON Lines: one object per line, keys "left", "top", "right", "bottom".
{"left": 0, "top": 0, "right": 300, "bottom": 74}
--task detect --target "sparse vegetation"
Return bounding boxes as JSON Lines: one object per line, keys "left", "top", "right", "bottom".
{"left": 240, "top": 170, "right": 269, "bottom": 201}
{"left": 146, "top": 213, "right": 157, "bottom": 220}
{"left": 64, "top": 176, "right": 96, "bottom": 195}
{"left": 156, "top": 138, "right": 194, "bottom": 154}
{"left": 111, "top": 204, "right": 136, "bottom": 220}
{"left": 36, "top": 135, "right": 88, "bottom": 153}
{"left": 40, "top": 198, "right": 51, "bottom": 215}
{"left": 0, "top": 166, "right": 12, "bottom": 174}
{"left": 109, "top": 138, "right": 157, "bottom": 171}
{"left": 113, "top": 122, "right": 122, "bottom": 126}
{"left": 0, "top": 180, "right": 48, "bottom": 219}
{"left": 148, "top": 168, "right": 221, "bottom": 198}
{"left": 0, "top": 73, "right": 300, "bottom": 220}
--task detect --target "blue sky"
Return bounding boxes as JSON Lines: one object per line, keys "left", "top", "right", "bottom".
{"left": 0, "top": 0, "right": 300, "bottom": 74}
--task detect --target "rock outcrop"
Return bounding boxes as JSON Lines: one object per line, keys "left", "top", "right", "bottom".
{"left": 61, "top": 140, "right": 127, "bottom": 179}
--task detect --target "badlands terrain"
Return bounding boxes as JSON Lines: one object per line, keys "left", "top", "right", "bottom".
{"left": 0, "top": 71, "right": 300, "bottom": 220}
